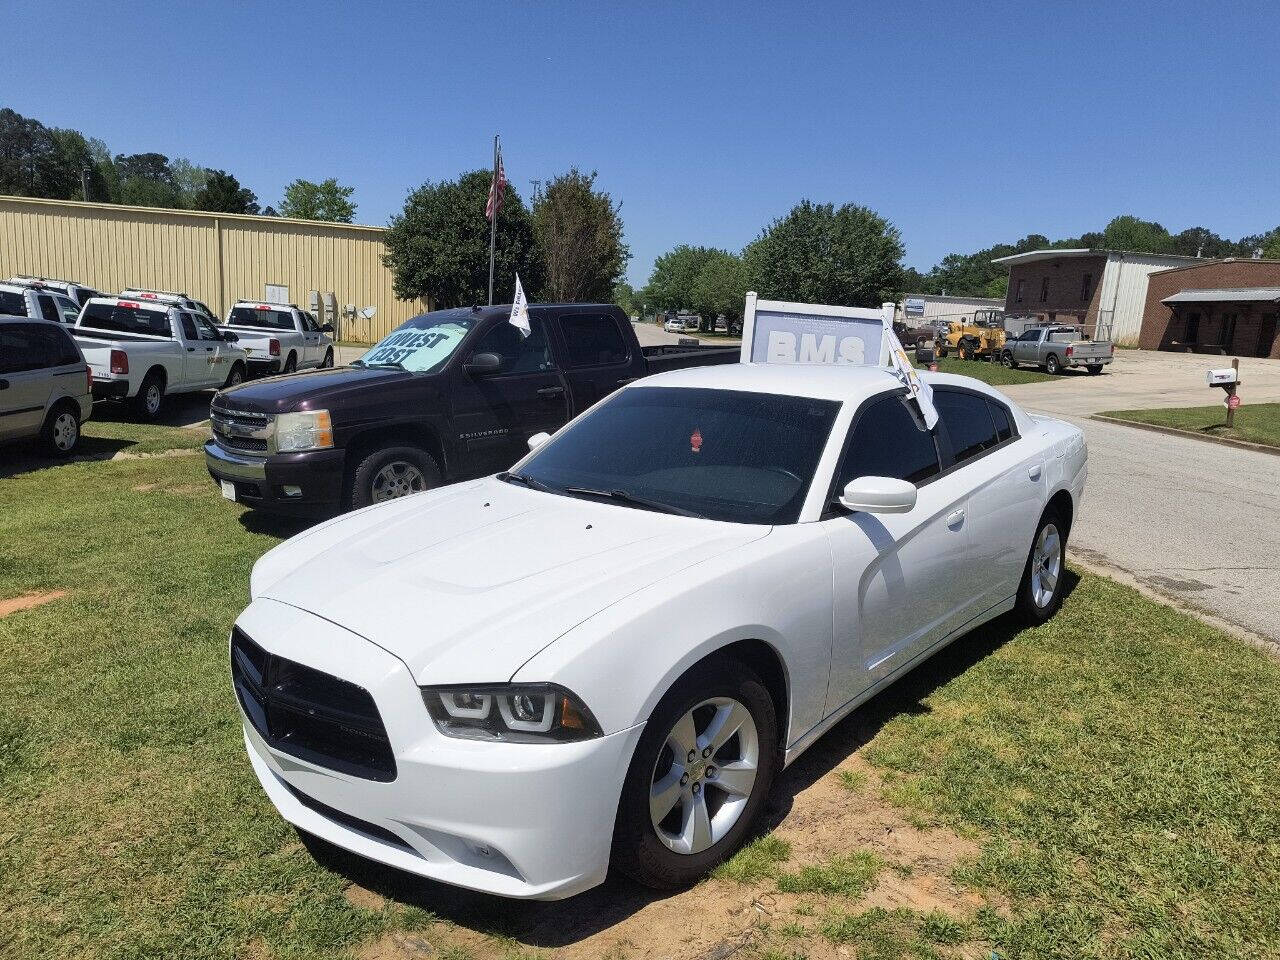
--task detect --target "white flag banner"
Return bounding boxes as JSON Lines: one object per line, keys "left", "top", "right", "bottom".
{"left": 884, "top": 324, "right": 939, "bottom": 430}
{"left": 509, "top": 273, "right": 531, "bottom": 337}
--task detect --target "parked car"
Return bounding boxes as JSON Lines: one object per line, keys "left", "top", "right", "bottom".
{"left": 120, "top": 288, "right": 219, "bottom": 325}
{"left": 7, "top": 275, "right": 100, "bottom": 308}
{"left": 664, "top": 315, "right": 689, "bottom": 333}
{"left": 221, "top": 299, "right": 334, "bottom": 375}
{"left": 74, "top": 295, "right": 248, "bottom": 418}
{"left": 1001, "top": 325, "right": 1113, "bottom": 375}
{"left": 0, "top": 316, "right": 93, "bottom": 455}
{"left": 206, "top": 304, "right": 739, "bottom": 516}
{"left": 0, "top": 279, "right": 82, "bottom": 325}
{"left": 229, "top": 361, "right": 1085, "bottom": 899}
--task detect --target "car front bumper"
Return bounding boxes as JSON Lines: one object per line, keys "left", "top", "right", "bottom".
{"left": 234, "top": 598, "right": 642, "bottom": 899}
{"left": 205, "top": 440, "right": 346, "bottom": 515}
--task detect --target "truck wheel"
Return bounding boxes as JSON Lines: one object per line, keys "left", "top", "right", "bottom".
{"left": 1086, "top": 364, "right": 1103, "bottom": 375}
{"left": 1001, "top": 351, "right": 1016, "bottom": 368}
{"left": 612, "top": 658, "right": 778, "bottom": 890}
{"left": 283, "top": 353, "right": 297, "bottom": 374}
{"left": 348, "top": 446, "right": 441, "bottom": 510}
{"left": 320, "top": 348, "right": 334, "bottom": 368}
{"left": 1045, "top": 354, "right": 1061, "bottom": 375}
{"left": 1015, "top": 508, "right": 1067, "bottom": 624}
{"left": 223, "top": 362, "right": 246, "bottom": 389}
{"left": 40, "top": 401, "right": 81, "bottom": 457}
{"left": 132, "top": 374, "right": 165, "bottom": 420}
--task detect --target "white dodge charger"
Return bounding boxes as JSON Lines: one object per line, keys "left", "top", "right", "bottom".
{"left": 230, "top": 362, "right": 1086, "bottom": 899}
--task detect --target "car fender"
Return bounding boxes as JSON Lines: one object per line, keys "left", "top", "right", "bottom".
{"left": 511, "top": 524, "right": 834, "bottom": 749}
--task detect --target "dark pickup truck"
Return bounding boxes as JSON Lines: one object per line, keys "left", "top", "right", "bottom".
{"left": 205, "top": 303, "right": 738, "bottom": 516}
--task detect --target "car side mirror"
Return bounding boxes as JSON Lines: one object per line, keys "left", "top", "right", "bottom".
{"left": 221, "top": 330, "right": 239, "bottom": 342}
{"left": 320, "top": 323, "right": 334, "bottom": 333}
{"left": 527, "top": 432, "right": 551, "bottom": 452}
{"left": 464, "top": 352, "right": 503, "bottom": 376}
{"left": 838, "top": 476, "right": 917, "bottom": 514}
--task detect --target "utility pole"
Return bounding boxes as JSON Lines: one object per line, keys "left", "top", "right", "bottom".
{"left": 487, "top": 135, "right": 499, "bottom": 306}
{"left": 80, "top": 167, "right": 90, "bottom": 201}
{"left": 530, "top": 178, "right": 542, "bottom": 201}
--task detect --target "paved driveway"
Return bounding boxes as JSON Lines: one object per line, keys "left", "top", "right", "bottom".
{"left": 1002, "top": 350, "right": 1280, "bottom": 644}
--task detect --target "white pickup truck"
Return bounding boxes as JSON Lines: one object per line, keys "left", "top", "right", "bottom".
{"left": 221, "top": 300, "right": 335, "bottom": 376}
{"left": 0, "top": 279, "right": 83, "bottom": 325}
{"left": 74, "top": 296, "right": 249, "bottom": 418}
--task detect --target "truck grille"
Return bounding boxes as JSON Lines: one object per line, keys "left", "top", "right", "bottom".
{"left": 231, "top": 627, "right": 397, "bottom": 782}
{"left": 211, "top": 404, "right": 272, "bottom": 455}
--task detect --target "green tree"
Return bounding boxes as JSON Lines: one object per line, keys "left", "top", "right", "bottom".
{"left": 643, "top": 244, "right": 719, "bottom": 312}
{"left": 278, "top": 178, "right": 356, "bottom": 222}
{"left": 382, "top": 169, "right": 541, "bottom": 308}
{"left": 114, "top": 152, "right": 182, "bottom": 208}
{"left": 744, "top": 200, "right": 904, "bottom": 307}
{"left": 0, "top": 107, "right": 76, "bottom": 198}
{"left": 532, "top": 169, "right": 629, "bottom": 302}
{"left": 1263, "top": 232, "right": 1280, "bottom": 259}
{"left": 170, "top": 158, "right": 209, "bottom": 206}
{"left": 193, "top": 170, "right": 259, "bottom": 214}
{"left": 613, "top": 281, "right": 641, "bottom": 317}
{"left": 1100, "top": 215, "right": 1175, "bottom": 253}
{"left": 690, "top": 250, "right": 752, "bottom": 332}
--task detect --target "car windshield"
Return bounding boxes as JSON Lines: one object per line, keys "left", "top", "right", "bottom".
{"left": 357, "top": 313, "right": 481, "bottom": 372}
{"left": 514, "top": 386, "right": 841, "bottom": 524}
{"left": 228, "top": 306, "right": 294, "bottom": 330}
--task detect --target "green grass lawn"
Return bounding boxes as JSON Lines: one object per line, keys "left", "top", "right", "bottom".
{"left": 929, "top": 355, "right": 1056, "bottom": 386}
{"left": 2, "top": 424, "right": 1279, "bottom": 959}
{"left": 1099, "top": 402, "right": 1280, "bottom": 449}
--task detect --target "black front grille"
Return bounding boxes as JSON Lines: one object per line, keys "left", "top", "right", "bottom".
{"left": 216, "top": 433, "right": 268, "bottom": 452}
{"left": 231, "top": 627, "right": 397, "bottom": 781}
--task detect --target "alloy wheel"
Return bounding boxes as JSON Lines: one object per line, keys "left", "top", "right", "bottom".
{"left": 145, "top": 384, "right": 161, "bottom": 414}
{"left": 1030, "top": 522, "right": 1061, "bottom": 609}
{"left": 52, "top": 412, "right": 78, "bottom": 451}
{"left": 370, "top": 461, "right": 427, "bottom": 502}
{"left": 649, "top": 697, "right": 759, "bottom": 855}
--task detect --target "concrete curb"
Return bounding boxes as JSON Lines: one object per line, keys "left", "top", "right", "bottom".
{"left": 1089, "top": 414, "right": 1280, "bottom": 457}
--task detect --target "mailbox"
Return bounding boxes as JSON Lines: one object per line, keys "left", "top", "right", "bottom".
{"left": 1207, "top": 368, "right": 1238, "bottom": 386}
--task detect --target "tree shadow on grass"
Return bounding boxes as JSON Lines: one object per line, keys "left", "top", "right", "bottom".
{"left": 297, "top": 571, "right": 1081, "bottom": 950}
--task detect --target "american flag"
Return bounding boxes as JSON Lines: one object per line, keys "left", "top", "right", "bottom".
{"left": 485, "top": 150, "right": 506, "bottom": 221}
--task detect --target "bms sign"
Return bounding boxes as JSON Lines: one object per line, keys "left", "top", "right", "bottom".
{"left": 740, "top": 294, "right": 893, "bottom": 367}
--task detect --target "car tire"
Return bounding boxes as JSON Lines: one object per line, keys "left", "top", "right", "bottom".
{"left": 1086, "top": 364, "right": 1103, "bottom": 375}
{"left": 40, "top": 401, "right": 81, "bottom": 456}
{"left": 320, "top": 348, "right": 334, "bottom": 368}
{"left": 223, "top": 362, "right": 246, "bottom": 389}
{"left": 283, "top": 353, "right": 297, "bottom": 374}
{"left": 612, "top": 659, "right": 779, "bottom": 890}
{"left": 132, "top": 373, "right": 165, "bottom": 421}
{"left": 347, "top": 445, "right": 441, "bottom": 511}
{"left": 1015, "top": 507, "right": 1067, "bottom": 625}
{"left": 1001, "top": 351, "right": 1016, "bottom": 368}
{"left": 1045, "top": 353, "right": 1061, "bottom": 375}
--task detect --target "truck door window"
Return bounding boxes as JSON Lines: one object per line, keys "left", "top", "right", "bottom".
{"left": 38, "top": 295, "right": 61, "bottom": 323}
{"left": 55, "top": 296, "right": 80, "bottom": 323}
{"left": 179, "top": 313, "right": 198, "bottom": 340}
{"left": 557, "top": 314, "right": 629, "bottom": 367}
{"left": 470, "top": 319, "right": 553, "bottom": 374}
{"left": 0, "top": 291, "right": 24, "bottom": 315}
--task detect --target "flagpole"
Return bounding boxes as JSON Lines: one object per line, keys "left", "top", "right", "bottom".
{"left": 487, "top": 134, "right": 499, "bottom": 306}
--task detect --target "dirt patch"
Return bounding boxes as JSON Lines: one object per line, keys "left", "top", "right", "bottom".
{"left": 111, "top": 448, "right": 200, "bottom": 462}
{"left": 131, "top": 482, "right": 207, "bottom": 495}
{"left": 355, "top": 725, "right": 988, "bottom": 960}
{"left": 345, "top": 884, "right": 388, "bottom": 912}
{"left": 0, "top": 590, "right": 67, "bottom": 618}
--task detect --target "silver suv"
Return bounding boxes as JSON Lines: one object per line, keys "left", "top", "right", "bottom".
{"left": 0, "top": 317, "right": 93, "bottom": 456}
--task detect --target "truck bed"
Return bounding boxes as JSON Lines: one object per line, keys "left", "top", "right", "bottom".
{"left": 640, "top": 343, "right": 739, "bottom": 374}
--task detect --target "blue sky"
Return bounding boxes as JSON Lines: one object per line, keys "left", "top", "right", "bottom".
{"left": 7, "top": 1, "right": 1279, "bottom": 287}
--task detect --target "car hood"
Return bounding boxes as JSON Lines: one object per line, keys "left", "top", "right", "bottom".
{"left": 215, "top": 365, "right": 419, "bottom": 414}
{"left": 254, "top": 477, "right": 769, "bottom": 683}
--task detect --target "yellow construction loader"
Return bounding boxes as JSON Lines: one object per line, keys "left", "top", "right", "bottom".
{"left": 935, "top": 309, "right": 1008, "bottom": 361}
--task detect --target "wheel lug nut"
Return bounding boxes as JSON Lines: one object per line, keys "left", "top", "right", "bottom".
{"left": 706, "top": 766, "right": 716, "bottom": 778}
{"left": 680, "top": 773, "right": 689, "bottom": 785}
{"left": 702, "top": 747, "right": 712, "bottom": 758}
{"left": 692, "top": 782, "right": 701, "bottom": 794}
{"left": 687, "top": 749, "right": 696, "bottom": 763}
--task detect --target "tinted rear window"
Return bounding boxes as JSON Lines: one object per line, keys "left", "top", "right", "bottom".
{"left": 0, "top": 323, "right": 80, "bottom": 372}
{"left": 81, "top": 303, "right": 171, "bottom": 337}
{"left": 229, "top": 306, "right": 295, "bottom": 330}
{"left": 0, "top": 290, "right": 27, "bottom": 315}
{"left": 935, "top": 390, "right": 999, "bottom": 464}
{"left": 558, "top": 314, "right": 629, "bottom": 367}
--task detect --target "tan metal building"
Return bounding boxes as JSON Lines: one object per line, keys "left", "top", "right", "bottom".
{"left": 0, "top": 195, "right": 425, "bottom": 343}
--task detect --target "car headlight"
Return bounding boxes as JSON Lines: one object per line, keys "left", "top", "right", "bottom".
{"left": 421, "top": 683, "right": 602, "bottom": 743}
{"left": 273, "top": 410, "right": 333, "bottom": 453}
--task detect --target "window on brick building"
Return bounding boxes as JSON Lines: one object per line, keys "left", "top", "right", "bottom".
{"left": 1039, "top": 277, "right": 1049, "bottom": 303}
{"left": 1081, "top": 273, "right": 1093, "bottom": 302}
{"left": 1015, "top": 279, "right": 1026, "bottom": 304}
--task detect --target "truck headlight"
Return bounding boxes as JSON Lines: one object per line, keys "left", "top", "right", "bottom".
{"left": 421, "top": 684, "right": 602, "bottom": 742}
{"left": 273, "top": 410, "right": 333, "bottom": 453}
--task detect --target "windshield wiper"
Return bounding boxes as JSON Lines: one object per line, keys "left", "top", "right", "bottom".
{"left": 563, "top": 486, "right": 703, "bottom": 518}
{"left": 498, "top": 471, "right": 557, "bottom": 493}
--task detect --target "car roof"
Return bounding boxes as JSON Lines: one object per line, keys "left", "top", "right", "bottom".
{"left": 0, "top": 314, "right": 67, "bottom": 328}
{"left": 631, "top": 362, "right": 1017, "bottom": 406}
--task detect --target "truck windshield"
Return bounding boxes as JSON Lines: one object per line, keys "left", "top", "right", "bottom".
{"left": 81, "top": 303, "right": 171, "bottom": 337}
{"left": 228, "top": 306, "right": 294, "bottom": 330}
{"left": 513, "top": 386, "right": 841, "bottom": 524}
{"left": 359, "top": 315, "right": 479, "bottom": 372}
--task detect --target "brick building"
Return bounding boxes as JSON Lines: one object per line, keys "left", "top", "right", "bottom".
{"left": 1139, "top": 258, "right": 1280, "bottom": 358}
{"left": 992, "top": 248, "right": 1196, "bottom": 345}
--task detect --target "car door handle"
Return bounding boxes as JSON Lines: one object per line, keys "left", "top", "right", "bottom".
{"left": 187, "top": 346, "right": 196, "bottom": 352}
{"left": 0, "top": 379, "right": 8, "bottom": 390}
{"left": 1028, "top": 464, "right": 1042, "bottom": 481}
{"left": 946, "top": 509, "right": 965, "bottom": 527}
{"left": 536, "top": 385, "right": 565, "bottom": 398}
